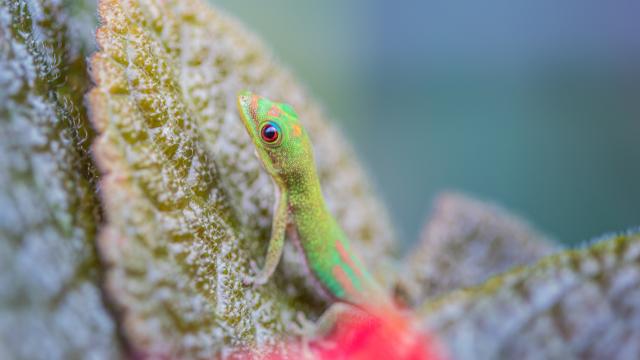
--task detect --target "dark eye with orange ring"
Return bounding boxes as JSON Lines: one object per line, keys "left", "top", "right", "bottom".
{"left": 260, "top": 122, "right": 281, "bottom": 144}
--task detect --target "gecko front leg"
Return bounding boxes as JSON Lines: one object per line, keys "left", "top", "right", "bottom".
{"left": 244, "top": 184, "right": 289, "bottom": 286}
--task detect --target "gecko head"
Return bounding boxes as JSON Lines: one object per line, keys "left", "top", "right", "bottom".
{"left": 237, "top": 91, "right": 315, "bottom": 180}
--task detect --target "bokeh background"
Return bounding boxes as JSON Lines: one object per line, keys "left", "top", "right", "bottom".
{"left": 213, "top": 0, "right": 640, "bottom": 249}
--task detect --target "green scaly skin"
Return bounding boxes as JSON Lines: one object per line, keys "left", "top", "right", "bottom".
{"left": 236, "top": 91, "right": 393, "bottom": 313}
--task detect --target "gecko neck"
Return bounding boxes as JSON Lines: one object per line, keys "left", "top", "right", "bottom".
{"left": 282, "top": 165, "right": 328, "bottom": 213}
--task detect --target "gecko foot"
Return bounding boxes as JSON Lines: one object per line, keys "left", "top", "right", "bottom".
{"left": 292, "top": 312, "right": 321, "bottom": 359}
{"left": 241, "top": 260, "right": 268, "bottom": 287}
{"left": 294, "top": 312, "right": 316, "bottom": 335}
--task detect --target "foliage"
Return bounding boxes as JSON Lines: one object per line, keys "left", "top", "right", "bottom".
{"left": 87, "top": 0, "right": 395, "bottom": 357}
{"left": 0, "top": 0, "right": 121, "bottom": 358}
{"left": 421, "top": 231, "right": 640, "bottom": 359}
{"left": 0, "top": 0, "right": 638, "bottom": 358}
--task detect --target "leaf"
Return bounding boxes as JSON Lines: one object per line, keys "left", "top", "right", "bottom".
{"left": 419, "top": 230, "right": 640, "bottom": 359}
{"left": 399, "top": 192, "right": 557, "bottom": 305}
{"left": 87, "top": 0, "right": 398, "bottom": 357}
{"left": 0, "top": 0, "right": 122, "bottom": 359}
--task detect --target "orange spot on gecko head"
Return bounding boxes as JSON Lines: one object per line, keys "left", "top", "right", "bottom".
{"left": 333, "top": 265, "right": 356, "bottom": 298}
{"left": 291, "top": 124, "right": 302, "bottom": 137}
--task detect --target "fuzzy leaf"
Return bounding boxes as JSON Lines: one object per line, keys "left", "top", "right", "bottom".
{"left": 420, "top": 230, "right": 640, "bottom": 359}
{"left": 399, "top": 192, "right": 557, "bottom": 305}
{"left": 0, "top": 0, "right": 122, "bottom": 359}
{"left": 87, "top": 0, "right": 397, "bottom": 357}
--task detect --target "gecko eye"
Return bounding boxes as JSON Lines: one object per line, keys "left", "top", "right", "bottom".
{"left": 260, "top": 122, "right": 281, "bottom": 144}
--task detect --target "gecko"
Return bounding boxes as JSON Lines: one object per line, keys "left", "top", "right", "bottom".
{"left": 236, "top": 90, "right": 397, "bottom": 334}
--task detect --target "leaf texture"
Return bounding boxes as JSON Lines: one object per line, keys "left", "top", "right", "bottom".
{"left": 400, "top": 192, "right": 557, "bottom": 305}
{"left": 0, "top": 0, "right": 122, "bottom": 359}
{"left": 87, "top": 0, "right": 397, "bottom": 357}
{"left": 420, "top": 230, "right": 640, "bottom": 360}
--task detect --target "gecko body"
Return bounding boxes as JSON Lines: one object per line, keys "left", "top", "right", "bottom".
{"left": 236, "top": 91, "right": 445, "bottom": 360}
{"left": 236, "top": 91, "right": 392, "bottom": 312}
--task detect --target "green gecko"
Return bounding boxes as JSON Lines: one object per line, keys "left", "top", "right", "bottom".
{"left": 236, "top": 91, "right": 396, "bottom": 327}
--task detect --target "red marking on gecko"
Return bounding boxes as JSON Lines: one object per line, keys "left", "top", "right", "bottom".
{"left": 333, "top": 265, "right": 357, "bottom": 298}
{"left": 250, "top": 94, "right": 259, "bottom": 123}
{"left": 335, "top": 240, "right": 363, "bottom": 278}
{"left": 267, "top": 105, "right": 281, "bottom": 117}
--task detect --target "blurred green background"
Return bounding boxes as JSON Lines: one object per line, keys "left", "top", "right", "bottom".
{"left": 213, "top": 0, "right": 639, "bottom": 248}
